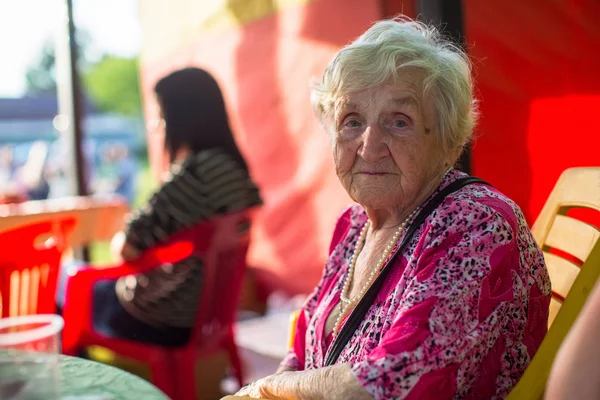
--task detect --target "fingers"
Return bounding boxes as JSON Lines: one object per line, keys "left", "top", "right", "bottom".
{"left": 233, "top": 375, "right": 284, "bottom": 399}
{"left": 235, "top": 381, "right": 259, "bottom": 398}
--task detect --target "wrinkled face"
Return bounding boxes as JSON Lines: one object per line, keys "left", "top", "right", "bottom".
{"left": 330, "top": 70, "right": 446, "bottom": 210}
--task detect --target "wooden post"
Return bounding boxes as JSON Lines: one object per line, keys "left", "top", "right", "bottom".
{"left": 55, "top": 0, "right": 89, "bottom": 260}
{"left": 55, "top": 0, "right": 87, "bottom": 198}
{"left": 416, "top": 0, "right": 472, "bottom": 174}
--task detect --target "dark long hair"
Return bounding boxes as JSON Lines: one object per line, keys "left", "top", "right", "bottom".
{"left": 154, "top": 67, "right": 248, "bottom": 170}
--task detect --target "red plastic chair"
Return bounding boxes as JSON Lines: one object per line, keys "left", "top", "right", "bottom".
{"left": 0, "top": 218, "right": 76, "bottom": 318}
{"left": 61, "top": 210, "right": 252, "bottom": 399}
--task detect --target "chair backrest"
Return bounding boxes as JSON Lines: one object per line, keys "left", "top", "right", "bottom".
{"left": 530, "top": 167, "right": 600, "bottom": 327}
{"left": 506, "top": 167, "right": 600, "bottom": 399}
{"left": 189, "top": 209, "right": 253, "bottom": 345}
{"left": 0, "top": 217, "right": 76, "bottom": 318}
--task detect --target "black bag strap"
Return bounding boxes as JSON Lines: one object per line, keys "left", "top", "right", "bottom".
{"left": 324, "top": 176, "right": 490, "bottom": 366}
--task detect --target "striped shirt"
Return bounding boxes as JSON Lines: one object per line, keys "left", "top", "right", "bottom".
{"left": 115, "top": 149, "right": 262, "bottom": 328}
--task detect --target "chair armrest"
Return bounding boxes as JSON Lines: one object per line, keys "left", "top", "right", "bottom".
{"left": 61, "top": 240, "right": 195, "bottom": 355}
{"left": 66, "top": 262, "right": 150, "bottom": 283}
{"left": 72, "top": 240, "right": 196, "bottom": 281}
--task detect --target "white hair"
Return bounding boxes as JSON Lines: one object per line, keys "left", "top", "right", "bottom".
{"left": 312, "top": 16, "right": 478, "bottom": 163}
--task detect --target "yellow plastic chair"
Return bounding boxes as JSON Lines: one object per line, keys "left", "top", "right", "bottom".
{"left": 506, "top": 167, "right": 600, "bottom": 400}
{"left": 531, "top": 168, "right": 600, "bottom": 327}
{"left": 287, "top": 309, "right": 301, "bottom": 349}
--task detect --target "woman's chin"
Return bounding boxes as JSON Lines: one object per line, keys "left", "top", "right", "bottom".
{"left": 351, "top": 190, "right": 401, "bottom": 210}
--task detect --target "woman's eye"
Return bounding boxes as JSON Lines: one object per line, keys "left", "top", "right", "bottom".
{"left": 345, "top": 119, "right": 361, "bottom": 128}
{"left": 393, "top": 119, "right": 408, "bottom": 128}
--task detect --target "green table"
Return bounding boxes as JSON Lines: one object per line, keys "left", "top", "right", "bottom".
{"left": 59, "top": 355, "right": 168, "bottom": 400}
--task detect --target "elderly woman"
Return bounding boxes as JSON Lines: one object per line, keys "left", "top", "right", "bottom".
{"left": 235, "top": 17, "right": 551, "bottom": 400}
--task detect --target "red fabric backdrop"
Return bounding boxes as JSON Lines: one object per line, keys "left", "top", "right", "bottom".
{"left": 464, "top": 0, "right": 600, "bottom": 227}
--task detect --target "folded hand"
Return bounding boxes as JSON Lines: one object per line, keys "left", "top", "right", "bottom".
{"left": 233, "top": 372, "right": 297, "bottom": 399}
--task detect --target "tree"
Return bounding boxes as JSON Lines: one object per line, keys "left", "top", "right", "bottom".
{"left": 83, "top": 55, "right": 142, "bottom": 116}
{"left": 25, "top": 41, "right": 57, "bottom": 94}
{"left": 25, "top": 31, "right": 91, "bottom": 95}
{"left": 24, "top": 31, "right": 142, "bottom": 116}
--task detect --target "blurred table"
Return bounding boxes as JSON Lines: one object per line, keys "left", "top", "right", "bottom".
{"left": 0, "top": 195, "right": 128, "bottom": 248}
{"left": 59, "top": 355, "right": 167, "bottom": 400}
{"left": 0, "top": 192, "right": 27, "bottom": 205}
{"left": 235, "top": 312, "right": 291, "bottom": 360}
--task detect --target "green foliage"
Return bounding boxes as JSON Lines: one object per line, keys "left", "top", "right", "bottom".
{"left": 25, "top": 42, "right": 57, "bottom": 94}
{"left": 83, "top": 56, "right": 142, "bottom": 116}
{"left": 24, "top": 32, "right": 142, "bottom": 116}
{"left": 25, "top": 32, "right": 91, "bottom": 95}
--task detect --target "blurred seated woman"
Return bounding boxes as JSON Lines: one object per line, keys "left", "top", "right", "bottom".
{"left": 235, "top": 17, "right": 550, "bottom": 399}
{"left": 58, "top": 67, "right": 262, "bottom": 347}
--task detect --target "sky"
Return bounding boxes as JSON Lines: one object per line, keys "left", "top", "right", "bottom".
{"left": 0, "top": 0, "right": 142, "bottom": 97}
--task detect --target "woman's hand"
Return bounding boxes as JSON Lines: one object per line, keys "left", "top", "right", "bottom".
{"left": 110, "top": 231, "right": 141, "bottom": 261}
{"left": 234, "top": 372, "right": 298, "bottom": 399}
{"left": 233, "top": 365, "right": 372, "bottom": 400}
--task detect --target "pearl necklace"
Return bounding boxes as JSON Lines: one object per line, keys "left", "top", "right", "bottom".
{"left": 333, "top": 209, "right": 417, "bottom": 335}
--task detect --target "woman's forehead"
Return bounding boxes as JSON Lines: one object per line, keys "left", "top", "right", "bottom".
{"left": 335, "top": 84, "right": 423, "bottom": 113}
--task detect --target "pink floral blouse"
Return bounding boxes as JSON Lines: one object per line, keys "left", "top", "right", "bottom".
{"left": 281, "top": 170, "right": 551, "bottom": 400}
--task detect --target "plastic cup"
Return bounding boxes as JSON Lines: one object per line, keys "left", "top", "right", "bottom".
{"left": 0, "top": 314, "right": 64, "bottom": 399}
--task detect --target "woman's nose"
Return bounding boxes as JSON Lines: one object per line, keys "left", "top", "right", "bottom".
{"left": 358, "top": 125, "right": 389, "bottom": 163}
